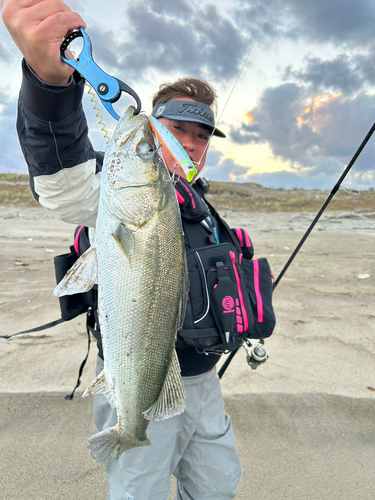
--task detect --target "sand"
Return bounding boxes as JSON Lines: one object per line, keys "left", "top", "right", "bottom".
{"left": 1, "top": 205, "right": 375, "bottom": 500}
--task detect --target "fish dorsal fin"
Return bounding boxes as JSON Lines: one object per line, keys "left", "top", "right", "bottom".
{"left": 54, "top": 246, "right": 98, "bottom": 297}
{"left": 82, "top": 370, "right": 116, "bottom": 408}
{"left": 143, "top": 350, "right": 186, "bottom": 421}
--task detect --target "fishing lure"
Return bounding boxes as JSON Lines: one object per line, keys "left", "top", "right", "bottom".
{"left": 148, "top": 115, "right": 198, "bottom": 182}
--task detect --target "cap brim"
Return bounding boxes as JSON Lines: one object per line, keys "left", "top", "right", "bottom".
{"left": 159, "top": 113, "right": 226, "bottom": 138}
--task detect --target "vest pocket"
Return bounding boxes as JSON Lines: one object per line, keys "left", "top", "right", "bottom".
{"left": 180, "top": 243, "right": 255, "bottom": 352}
{"left": 242, "top": 257, "right": 276, "bottom": 338}
{"left": 186, "top": 250, "right": 210, "bottom": 324}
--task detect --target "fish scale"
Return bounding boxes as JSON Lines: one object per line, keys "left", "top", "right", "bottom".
{"left": 54, "top": 106, "right": 188, "bottom": 464}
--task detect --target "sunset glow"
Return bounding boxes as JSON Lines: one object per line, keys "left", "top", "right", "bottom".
{"left": 245, "top": 110, "right": 254, "bottom": 123}
{"left": 297, "top": 93, "right": 341, "bottom": 125}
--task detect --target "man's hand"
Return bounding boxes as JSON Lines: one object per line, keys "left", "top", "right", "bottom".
{"left": 1, "top": 0, "right": 86, "bottom": 85}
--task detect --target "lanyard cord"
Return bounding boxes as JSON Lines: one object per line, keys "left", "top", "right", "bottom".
{"left": 196, "top": 0, "right": 276, "bottom": 167}
{"left": 196, "top": 38, "right": 258, "bottom": 166}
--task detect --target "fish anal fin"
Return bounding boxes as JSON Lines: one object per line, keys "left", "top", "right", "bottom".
{"left": 143, "top": 350, "right": 186, "bottom": 421}
{"left": 88, "top": 424, "right": 151, "bottom": 464}
{"left": 54, "top": 246, "right": 98, "bottom": 297}
{"left": 82, "top": 370, "right": 116, "bottom": 408}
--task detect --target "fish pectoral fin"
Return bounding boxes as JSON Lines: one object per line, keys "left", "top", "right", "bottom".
{"left": 82, "top": 370, "right": 116, "bottom": 408}
{"left": 143, "top": 350, "right": 186, "bottom": 421}
{"left": 111, "top": 224, "right": 135, "bottom": 260}
{"left": 54, "top": 246, "right": 98, "bottom": 297}
{"left": 88, "top": 424, "right": 151, "bottom": 464}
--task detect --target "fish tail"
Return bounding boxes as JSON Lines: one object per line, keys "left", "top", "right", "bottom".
{"left": 88, "top": 425, "right": 151, "bottom": 464}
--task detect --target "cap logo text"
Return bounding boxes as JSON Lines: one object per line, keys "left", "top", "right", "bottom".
{"left": 178, "top": 103, "right": 214, "bottom": 125}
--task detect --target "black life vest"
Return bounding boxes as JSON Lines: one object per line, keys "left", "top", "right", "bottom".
{"left": 175, "top": 177, "right": 275, "bottom": 354}
{"left": 54, "top": 177, "right": 276, "bottom": 357}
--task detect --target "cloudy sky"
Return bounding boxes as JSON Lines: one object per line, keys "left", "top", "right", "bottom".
{"left": 1, "top": 0, "right": 375, "bottom": 190}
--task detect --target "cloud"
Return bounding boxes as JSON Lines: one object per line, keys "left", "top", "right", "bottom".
{"left": 230, "top": 83, "right": 375, "bottom": 176}
{"left": 0, "top": 24, "right": 16, "bottom": 63}
{"left": 0, "top": 91, "right": 27, "bottom": 173}
{"left": 282, "top": 0, "right": 375, "bottom": 46}
{"left": 284, "top": 52, "right": 375, "bottom": 95}
{"left": 66, "top": 0, "right": 87, "bottom": 9}
{"left": 148, "top": 0, "right": 193, "bottom": 16}
{"left": 85, "top": 0, "right": 248, "bottom": 85}
{"left": 284, "top": 56, "right": 361, "bottom": 95}
{"left": 235, "top": 0, "right": 375, "bottom": 48}
{"left": 203, "top": 149, "right": 250, "bottom": 182}
{"left": 0, "top": 41, "right": 12, "bottom": 63}
{"left": 82, "top": 26, "right": 120, "bottom": 73}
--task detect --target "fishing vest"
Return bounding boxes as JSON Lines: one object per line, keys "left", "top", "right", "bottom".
{"left": 54, "top": 177, "right": 276, "bottom": 357}
{"left": 175, "top": 177, "right": 275, "bottom": 354}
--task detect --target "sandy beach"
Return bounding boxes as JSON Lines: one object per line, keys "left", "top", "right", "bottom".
{"left": 1, "top": 204, "right": 375, "bottom": 499}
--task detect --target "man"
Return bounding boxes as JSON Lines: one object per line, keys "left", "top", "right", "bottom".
{"left": 1, "top": 1, "right": 248, "bottom": 498}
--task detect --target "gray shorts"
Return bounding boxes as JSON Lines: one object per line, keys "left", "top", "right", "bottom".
{"left": 93, "top": 356, "right": 241, "bottom": 500}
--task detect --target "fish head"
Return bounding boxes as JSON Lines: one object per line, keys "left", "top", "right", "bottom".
{"left": 102, "top": 106, "right": 168, "bottom": 228}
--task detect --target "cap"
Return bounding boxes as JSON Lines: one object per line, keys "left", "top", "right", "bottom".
{"left": 151, "top": 100, "right": 226, "bottom": 138}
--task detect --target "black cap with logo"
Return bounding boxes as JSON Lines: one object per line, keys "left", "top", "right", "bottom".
{"left": 151, "top": 100, "right": 226, "bottom": 138}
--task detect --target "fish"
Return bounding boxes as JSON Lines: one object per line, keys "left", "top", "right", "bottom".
{"left": 54, "top": 106, "right": 188, "bottom": 463}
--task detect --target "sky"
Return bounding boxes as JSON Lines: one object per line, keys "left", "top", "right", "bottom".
{"left": 1, "top": 0, "right": 375, "bottom": 190}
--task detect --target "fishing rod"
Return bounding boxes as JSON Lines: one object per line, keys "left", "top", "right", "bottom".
{"left": 272, "top": 121, "right": 375, "bottom": 289}
{"left": 218, "top": 118, "right": 375, "bottom": 379}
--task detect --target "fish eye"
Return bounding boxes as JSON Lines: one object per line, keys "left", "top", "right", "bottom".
{"left": 136, "top": 141, "right": 156, "bottom": 158}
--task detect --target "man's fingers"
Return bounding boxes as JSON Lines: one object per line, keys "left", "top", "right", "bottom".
{"left": 2, "top": 0, "right": 84, "bottom": 33}
{"left": 1, "top": 0, "right": 87, "bottom": 84}
{"left": 38, "top": 10, "right": 87, "bottom": 39}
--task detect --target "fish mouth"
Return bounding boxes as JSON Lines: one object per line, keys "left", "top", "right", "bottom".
{"left": 111, "top": 107, "right": 150, "bottom": 149}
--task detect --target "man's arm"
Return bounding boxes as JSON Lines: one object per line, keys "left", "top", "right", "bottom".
{"left": 18, "top": 61, "right": 103, "bottom": 227}
{"left": 2, "top": 0, "right": 102, "bottom": 227}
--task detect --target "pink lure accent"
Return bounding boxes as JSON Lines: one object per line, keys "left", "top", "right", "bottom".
{"left": 175, "top": 189, "right": 185, "bottom": 204}
{"left": 253, "top": 259, "right": 263, "bottom": 322}
{"left": 230, "top": 251, "right": 249, "bottom": 332}
{"left": 74, "top": 226, "right": 84, "bottom": 255}
{"left": 244, "top": 230, "right": 252, "bottom": 248}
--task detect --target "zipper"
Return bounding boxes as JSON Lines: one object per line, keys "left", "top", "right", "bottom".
{"left": 229, "top": 251, "right": 249, "bottom": 331}
{"left": 253, "top": 259, "right": 264, "bottom": 322}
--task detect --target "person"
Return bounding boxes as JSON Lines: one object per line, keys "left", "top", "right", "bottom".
{"left": 2, "top": 1, "right": 274, "bottom": 498}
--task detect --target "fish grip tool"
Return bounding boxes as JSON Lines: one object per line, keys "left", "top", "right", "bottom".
{"left": 60, "top": 29, "right": 197, "bottom": 181}
{"left": 60, "top": 27, "right": 141, "bottom": 120}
